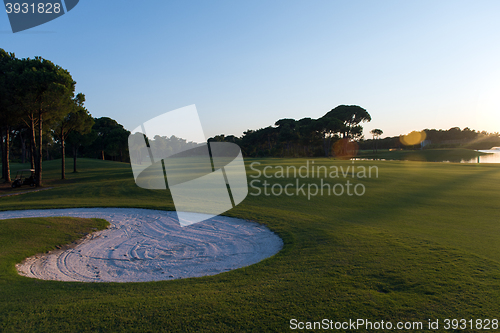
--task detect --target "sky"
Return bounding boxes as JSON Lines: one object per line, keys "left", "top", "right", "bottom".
{"left": 2, "top": 0, "right": 500, "bottom": 139}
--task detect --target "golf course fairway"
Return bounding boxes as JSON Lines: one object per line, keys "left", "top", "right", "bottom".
{"left": 0, "top": 157, "right": 499, "bottom": 332}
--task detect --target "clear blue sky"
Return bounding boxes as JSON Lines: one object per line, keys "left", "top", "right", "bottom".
{"left": 2, "top": 0, "right": 500, "bottom": 139}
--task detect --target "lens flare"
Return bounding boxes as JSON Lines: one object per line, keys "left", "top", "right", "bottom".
{"left": 400, "top": 131, "right": 427, "bottom": 146}
{"left": 333, "top": 139, "right": 359, "bottom": 159}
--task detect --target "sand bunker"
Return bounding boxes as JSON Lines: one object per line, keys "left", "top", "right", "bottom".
{"left": 0, "top": 208, "right": 282, "bottom": 282}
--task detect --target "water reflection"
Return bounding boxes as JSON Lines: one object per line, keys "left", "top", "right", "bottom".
{"left": 351, "top": 147, "right": 500, "bottom": 163}
{"left": 462, "top": 148, "right": 500, "bottom": 164}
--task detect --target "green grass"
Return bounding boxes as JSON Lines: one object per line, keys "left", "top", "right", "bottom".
{"left": 1, "top": 157, "right": 500, "bottom": 332}
{"left": 358, "top": 148, "right": 487, "bottom": 162}
{"left": 0, "top": 217, "right": 109, "bottom": 280}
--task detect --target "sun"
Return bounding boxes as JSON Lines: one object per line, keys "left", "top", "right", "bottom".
{"left": 476, "top": 83, "right": 500, "bottom": 134}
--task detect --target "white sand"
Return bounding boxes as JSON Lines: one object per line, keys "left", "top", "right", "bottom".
{"left": 0, "top": 208, "right": 282, "bottom": 282}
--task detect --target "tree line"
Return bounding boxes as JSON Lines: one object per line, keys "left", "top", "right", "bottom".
{"left": 210, "top": 108, "right": 500, "bottom": 156}
{"left": 209, "top": 105, "right": 371, "bottom": 158}
{"left": 358, "top": 127, "right": 500, "bottom": 151}
{"left": 0, "top": 49, "right": 130, "bottom": 185}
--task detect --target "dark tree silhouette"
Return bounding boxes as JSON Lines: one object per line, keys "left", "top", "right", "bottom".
{"left": 370, "top": 128, "right": 383, "bottom": 153}
{"left": 52, "top": 93, "right": 94, "bottom": 179}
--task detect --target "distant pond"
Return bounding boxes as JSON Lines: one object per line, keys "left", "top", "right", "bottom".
{"left": 352, "top": 148, "right": 500, "bottom": 163}
{"left": 462, "top": 148, "right": 500, "bottom": 163}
